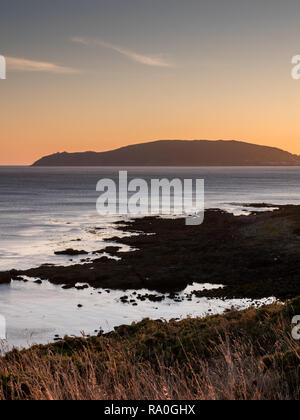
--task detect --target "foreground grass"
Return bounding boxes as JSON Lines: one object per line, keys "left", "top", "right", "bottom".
{"left": 1, "top": 297, "right": 300, "bottom": 400}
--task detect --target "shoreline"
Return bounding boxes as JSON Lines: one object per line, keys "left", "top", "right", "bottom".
{"left": 1, "top": 204, "right": 300, "bottom": 300}
{"left": 1, "top": 204, "right": 300, "bottom": 399}
{"left": 1, "top": 296, "right": 299, "bottom": 400}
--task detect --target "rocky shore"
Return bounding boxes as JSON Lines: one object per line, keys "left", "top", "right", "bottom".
{"left": 1, "top": 205, "right": 300, "bottom": 300}
{"left": 1, "top": 296, "right": 300, "bottom": 400}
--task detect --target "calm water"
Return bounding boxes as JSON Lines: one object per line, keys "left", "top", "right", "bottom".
{"left": 1, "top": 166, "right": 300, "bottom": 271}
{"left": 0, "top": 166, "right": 299, "bottom": 349}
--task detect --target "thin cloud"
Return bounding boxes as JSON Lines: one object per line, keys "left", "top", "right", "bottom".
{"left": 72, "top": 36, "right": 172, "bottom": 68}
{"left": 6, "top": 56, "right": 80, "bottom": 74}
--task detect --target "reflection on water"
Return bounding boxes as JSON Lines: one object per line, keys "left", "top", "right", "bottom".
{"left": 1, "top": 166, "right": 300, "bottom": 271}
{"left": 0, "top": 278, "right": 276, "bottom": 351}
{"left": 0, "top": 166, "right": 295, "bottom": 349}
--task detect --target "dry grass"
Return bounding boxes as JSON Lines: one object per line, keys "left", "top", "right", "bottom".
{"left": 0, "top": 298, "right": 299, "bottom": 400}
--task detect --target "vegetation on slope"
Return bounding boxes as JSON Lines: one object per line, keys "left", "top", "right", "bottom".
{"left": 1, "top": 297, "right": 299, "bottom": 400}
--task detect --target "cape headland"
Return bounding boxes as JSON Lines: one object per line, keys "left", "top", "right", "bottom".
{"left": 32, "top": 140, "right": 300, "bottom": 167}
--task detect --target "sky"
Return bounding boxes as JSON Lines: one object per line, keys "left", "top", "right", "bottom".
{"left": 1, "top": 0, "right": 300, "bottom": 165}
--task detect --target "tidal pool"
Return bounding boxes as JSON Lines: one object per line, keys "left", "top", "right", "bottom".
{"left": 0, "top": 278, "right": 276, "bottom": 351}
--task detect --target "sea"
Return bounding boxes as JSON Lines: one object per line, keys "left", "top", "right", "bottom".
{"left": 1, "top": 166, "right": 300, "bottom": 350}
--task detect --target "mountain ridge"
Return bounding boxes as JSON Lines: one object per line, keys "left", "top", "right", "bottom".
{"left": 32, "top": 140, "right": 300, "bottom": 166}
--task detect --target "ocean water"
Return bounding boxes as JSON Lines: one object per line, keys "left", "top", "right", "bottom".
{"left": 0, "top": 279, "right": 275, "bottom": 351}
{"left": 0, "top": 166, "right": 299, "bottom": 349}
{"left": 1, "top": 166, "right": 300, "bottom": 271}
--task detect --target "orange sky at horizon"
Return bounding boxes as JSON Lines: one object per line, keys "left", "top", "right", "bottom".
{"left": 1, "top": 57, "right": 300, "bottom": 165}
{"left": 1, "top": 1, "right": 300, "bottom": 165}
{"left": 1, "top": 66, "right": 300, "bottom": 166}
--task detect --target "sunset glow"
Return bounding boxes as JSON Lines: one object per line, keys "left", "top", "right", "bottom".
{"left": 1, "top": 0, "right": 300, "bottom": 165}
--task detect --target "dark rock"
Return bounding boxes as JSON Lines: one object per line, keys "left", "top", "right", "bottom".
{"left": 92, "top": 246, "right": 122, "bottom": 256}
{"left": 11, "top": 276, "right": 24, "bottom": 281}
{"left": 62, "top": 284, "right": 74, "bottom": 290}
{"left": 75, "top": 284, "right": 89, "bottom": 290}
{"left": 54, "top": 249, "right": 88, "bottom": 256}
{"left": 0, "top": 272, "right": 12, "bottom": 284}
{"left": 8, "top": 206, "right": 300, "bottom": 300}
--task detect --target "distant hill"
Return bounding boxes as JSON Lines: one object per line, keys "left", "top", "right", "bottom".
{"left": 32, "top": 140, "right": 300, "bottom": 166}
